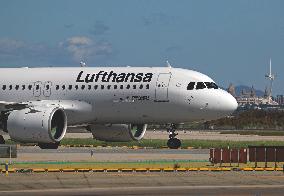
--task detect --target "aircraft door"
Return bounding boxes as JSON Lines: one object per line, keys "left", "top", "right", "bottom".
{"left": 33, "top": 81, "right": 42, "bottom": 97}
{"left": 155, "top": 73, "right": 171, "bottom": 102}
{"left": 43, "top": 81, "right": 52, "bottom": 97}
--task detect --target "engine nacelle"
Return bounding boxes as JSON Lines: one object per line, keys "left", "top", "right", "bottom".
{"left": 7, "top": 107, "right": 67, "bottom": 143}
{"left": 88, "top": 124, "right": 147, "bottom": 142}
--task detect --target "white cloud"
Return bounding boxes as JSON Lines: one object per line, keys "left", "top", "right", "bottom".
{"left": 59, "top": 36, "right": 112, "bottom": 62}
{"left": 66, "top": 36, "right": 92, "bottom": 45}
{"left": 0, "top": 36, "right": 113, "bottom": 66}
{"left": 0, "top": 38, "right": 50, "bottom": 62}
{"left": 0, "top": 38, "right": 25, "bottom": 52}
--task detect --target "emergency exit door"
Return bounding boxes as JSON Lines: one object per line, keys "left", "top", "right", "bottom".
{"left": 155, "top": 73, "right": 171, "bottom": 102}
{"left": 43, "top": 81, "right": 52, "bottom": 97}
{"left": 33, "top": 81, "right": 42, "bottom": 97}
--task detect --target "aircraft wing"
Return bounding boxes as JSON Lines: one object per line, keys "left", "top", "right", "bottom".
{"left": 0, "top": 100, "right": 94, "bottom": 126}
{"left": 0, "top": 101, "right": 29, "bottom": 111}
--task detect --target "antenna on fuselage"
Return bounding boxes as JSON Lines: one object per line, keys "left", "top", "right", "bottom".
{"left": 166, "top": 60, "right": 172, "bottom": 68}
{"left": 80, "top": 61, "right": 87, "bottom": 67}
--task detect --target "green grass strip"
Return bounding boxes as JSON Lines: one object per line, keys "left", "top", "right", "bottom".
{"left": 7, "top": 139, "right": 284, "bottom": 149}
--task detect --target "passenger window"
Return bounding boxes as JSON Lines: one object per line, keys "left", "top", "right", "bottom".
{"left": 36, "top": 85, "right": 40, "bottom": 90}
{"left": 107, "top": 85, "right": 111, "bottom": 89}
{"left": 187, "top": 82, "right": 195, "bottom": 90}
{"left": 101, "top": 85, "right": 104, "bottom": 89}
{"left": 196, "top": 82, "right": 206, "bottom": 90}
{"left": 75, "top": 85, "right": 78, "bottom": 90}
{"left": 120, "top": 85, "right": 123, "bottom": 89}
{"left": 133, "top": 85, "right": 136, "bottom": 89}
{"left": 28, "top": 85, "right": 32, "bottom": 90}
{"left": 146, "top": 84, "right": 149, "bottom": 89}
{"left": 56, "top": 85, "right": 59, "bottom": 90}
{"left": 94, "top": 85, "right": 98, "bottom": 90}
{"left": 126, "top": 84, "right": 130, "bottom": 89}
{"left": 88, "top": 85, "right": 91, "bottom": 90}
{"left": 139, "top": 84, "right": 143, "bottom": 89}
{"left": 81, "top": 85, "right": 85, "bottom": 90}
{"left": 205, "top": 82, "right": 218, "bottom": 89}
{"left": 62, "top": 85, "right": 66, "bottom": 90}
{"left": 68, "top": 85, "right": 72, "bottom": 90}
{"left": 46, "top": 85, "right": 50, "bottom": 90}
{"left": 2, "top": 85, "right": 6, "bottom": 90}
{"left": 114, "top": 85, "right": 118, "bottom": 89}
{"left": 15, "top": 85, "right": 19, "bottom": 90}
{"left": 22, "top": 85, "right": 25, "bottom": 90}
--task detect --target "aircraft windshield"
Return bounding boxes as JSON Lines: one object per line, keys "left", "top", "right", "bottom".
{"left": 205, "top": 82, "right": 218, "bottom": 89}
{"left": 186, "top": 82, "right": 219, "bottom": 90}
{"left": 196, "top": 82, "right": 206, "bottom": 90}
{"left": 187, "top": 82, "right": 195, "bottom": 90}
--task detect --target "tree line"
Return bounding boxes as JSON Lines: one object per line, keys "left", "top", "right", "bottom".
{"left": 148, "top": 110, "right": 284, "bottom": 130}
{"left": 206, "top": 110, "right": 284, "bottom": 130}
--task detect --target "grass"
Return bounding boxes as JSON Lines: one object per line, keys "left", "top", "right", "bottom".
{"left": 7, "top": 138, "right": 284, "bottom": 149}
{"left": 2, "top": 161, "right": 284, "bottom": 170}
{"left": 61, "top": 139, "right": 284, "bottom": 149}
{"left": 1, "top": 160, "right": 210, "bottom": 170}
{"left": 4, "top": 138, "right": 284, "bottom": 170}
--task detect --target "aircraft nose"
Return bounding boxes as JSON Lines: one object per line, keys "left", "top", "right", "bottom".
{"left": 221, "top": 91, "right": 238, "bottom": 114}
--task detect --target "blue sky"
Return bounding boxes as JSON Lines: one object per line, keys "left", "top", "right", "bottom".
{"left": 0, "top": 0, "right": 283, "bottom": 94}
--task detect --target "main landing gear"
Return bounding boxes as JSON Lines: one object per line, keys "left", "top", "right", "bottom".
{"left": 38, "top": 142, "right": 60, "bottom": 149}
{"left": 167, "top": 123, "right": 181, "bottom": 149}
{"left": 0, "top": 135, "right": 5, "bottom": 144}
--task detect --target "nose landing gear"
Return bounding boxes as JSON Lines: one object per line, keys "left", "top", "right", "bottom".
{"left": 167, "top": 123, "right": 181, "bottom": 149}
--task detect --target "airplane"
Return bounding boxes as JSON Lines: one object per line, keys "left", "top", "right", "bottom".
{"left": 0, "top": 64, "right": 238, "bottom": 149}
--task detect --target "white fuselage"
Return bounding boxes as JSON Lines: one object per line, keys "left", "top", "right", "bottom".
{"left": 0, "top": 67, "right": 237, "bottom": 125}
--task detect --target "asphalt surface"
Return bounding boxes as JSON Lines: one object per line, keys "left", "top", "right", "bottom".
{"left": 1, "top": 130, "right": 284, "bottom": 195}
{"left": 4, "top": 129, "right": 284, "bottom": 141}
{"left": 2, "top": 185, "right": 284, "bottom": 196}
{"left": 17, "top": 147, "right": 209, "bottom": 154}
{"left": 1, "top": 172, "right": 284, "bottom": 195}
{"left": 4, "top": 146, "right": 209, "bottom": 162}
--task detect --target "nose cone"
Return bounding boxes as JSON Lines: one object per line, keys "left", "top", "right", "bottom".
{"left": 222, "top": 92, "right": 238, "bottom": 114}
{"left": 206, "top": 90, "right": 238, "bottom": 120}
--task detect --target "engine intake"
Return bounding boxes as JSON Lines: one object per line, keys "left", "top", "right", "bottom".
{"left": 7, "top": 107, "right": 67, "bottom": 143}
{"left": 88, "top": 124, "right": 147, "bottom": 142}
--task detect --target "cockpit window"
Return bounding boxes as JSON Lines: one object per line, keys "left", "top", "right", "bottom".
{"left": 205, "top": 82, "right": 218, "bottom": 89}
{"left": 187, "top": 81, "right": 219, "bottom": 90}
{"left": 196, "top": 82, "right": 206, "bottom": 90}
{"left": 187, "top": 82, "right": 195, "bottom": 90}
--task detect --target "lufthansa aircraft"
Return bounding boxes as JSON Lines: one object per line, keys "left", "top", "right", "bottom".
{"left": 0, "top": 64, "right": 237, "bottom": 149}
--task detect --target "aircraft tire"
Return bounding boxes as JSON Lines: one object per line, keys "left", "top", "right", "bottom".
{"left": 0, "top": 135, "right": 5, "bottom": 144}
{"left": 38, "top": 142, "right": 60, "bottom": 149}
{"left": 167, "top": 138, "right": 181, "bottom": 149}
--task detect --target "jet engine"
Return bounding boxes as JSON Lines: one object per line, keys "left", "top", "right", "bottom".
{"left": 6, "top": 107, "right": 67, "bottom": 143}
{"left": 88, "top": 124, "right": 147, "bottom": 142}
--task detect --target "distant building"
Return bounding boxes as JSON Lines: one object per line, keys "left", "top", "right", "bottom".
{"left": 275, "top": 95, "right": 284, "bottom": 105}
{"left": 227, "top": 83, "right": 236, "bottom": 97}
{"left": 227, "top": 84, "right": 278, "bottom": 107}
{"left": 228, "top": 59, "right": 282, "bottom": 110}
